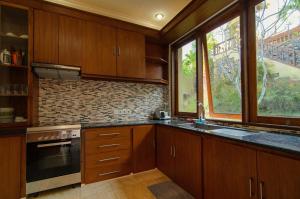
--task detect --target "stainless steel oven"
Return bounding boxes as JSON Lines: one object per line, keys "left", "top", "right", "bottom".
{"left": 26, "top": 125, "right": 81, "bottom": 195}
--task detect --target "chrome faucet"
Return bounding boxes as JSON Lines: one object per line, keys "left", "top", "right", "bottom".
{"left": 198, "top": 102, "right": 205, "bottom": 121}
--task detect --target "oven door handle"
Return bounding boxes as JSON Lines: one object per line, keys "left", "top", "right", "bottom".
{"left": 37, "top": 141, "right": 72, "bottom": 148}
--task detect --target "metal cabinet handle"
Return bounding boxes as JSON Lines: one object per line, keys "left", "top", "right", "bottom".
{"left": 117, "top": 47, "right": 120, "bottom": 56}
{"left": 98, "top": 170, "right": 120, "bottom": 176}
{"left": 97, "top": 144, "right": 120, "bottom": 148}
{"left": 170, "top": 145, "right": 173, "bottom": 157}
{"left": 98, "top": 157, "right": 120, "bottom": 162}
{"left": 173, "top": 145, "right": 176, "bottom": 158}
{"left": 98, "top": 133, "right": 120, "bottom": 137}
{"left": 37, "top": 141, "right": 71, "bottom": 148}
{"left": 249, "top": 178, "right": 253, "bottom": 198}
{"left": 259, "top": 181, "right": 264, "bottom": 199}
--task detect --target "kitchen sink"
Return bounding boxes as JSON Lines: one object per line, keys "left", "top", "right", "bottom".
{"left": 177, "top": 122, "right": 258, "bottom": 138}
{"left": 177, "top": 123, "right": 224, "bottom": 131}
{"left": 209, "top": 128, "right": 257, "bottom": 138}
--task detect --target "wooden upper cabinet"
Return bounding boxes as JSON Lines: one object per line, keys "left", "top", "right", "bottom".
{"left": 132, "top": 125, "right": 156, "bottom": 173}
{"left": 117, "top": 29, "right": 145, "bottom": 78}
{"left": 83, "top": 21, "right": 117, "bottom": 76}
{"left": 33, "top": 10, "right": 58, "bottom": 64}
{"left": 257, "top": 152, "right": 300, "bottom": 199}
{"left": 59, "top": 15, "right": 83, "bottom": 67}
{"left": 203, "top": 137, "right": 257, "bottom": 199}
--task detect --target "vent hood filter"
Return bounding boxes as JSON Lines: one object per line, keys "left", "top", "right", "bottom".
{"left": 32, "top": 63, "right": 80, "bottom": 80}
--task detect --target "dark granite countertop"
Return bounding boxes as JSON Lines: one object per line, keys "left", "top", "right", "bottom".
{"left": 81, "top": 120, "right": 159, "bottom": 128}
{"left": 82, "top": 119, "right": 300, "bottom": 156}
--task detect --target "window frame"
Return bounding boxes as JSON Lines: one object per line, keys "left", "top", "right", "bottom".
{"left": 173, "top": 37, "right": 199, "bottom": 117}
{"left": 247, "top": 0, "right": 300, "bottom": 126}
{"left": 171, "top": 0, "right": 300, "bottom": 127}
{"left": 201, "top": 11, "right": 243, "bottom": 121}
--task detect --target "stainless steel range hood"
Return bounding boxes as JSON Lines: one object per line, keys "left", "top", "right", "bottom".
{"left": 32, "top": 63, "right": 81, "bottom": 80}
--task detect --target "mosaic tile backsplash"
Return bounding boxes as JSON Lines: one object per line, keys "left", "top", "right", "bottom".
{"left": 38, "top": 79, "right": 169, "bottom": 123}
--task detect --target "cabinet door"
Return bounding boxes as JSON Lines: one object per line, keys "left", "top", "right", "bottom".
{"left": 156, "top": 126, "right": 175, "bottom": 179}
{"left": 33, "top": 10, "right": 58, "bottom": 63}
{"left": 203, "top": 137, "right": 257, "bottom": 199}
{"left": 174, "top": 130, "right": 202, "bottom": 199}
{"left": 0, "top": 136, "right": 22, "bottom": 199}
{"left": 258, "top": 152, "right": 300, "bottom": 199}
{"left": 133, "top": 125, "right": 156, "bottom": 173}
{"left": 117, "top": 29, "right": 145, "bottom": 78}
{"left": 59, "top": 15, "right": 83, "bottom": 66}
{"left": 83, "top": 21, "right": 117, "bottom": 76}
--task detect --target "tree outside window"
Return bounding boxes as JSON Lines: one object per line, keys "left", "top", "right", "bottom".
{"left": 177, "top": 40, "right": 197, "bottom": 113}
{"left": 256, "top": 0, "right": 300, "bottom": 117}
{"left": 204, "top": 16, "right": 242, "bottom": 120}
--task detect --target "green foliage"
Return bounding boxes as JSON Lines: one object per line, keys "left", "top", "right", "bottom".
{"left": 257, "top": 61, "right": 300, "bottom": 116}
{"left": 211, "top": 78, "right": 241, "bottom": 114}
{"left": 206, "top": 18, "right": 242, "bottom": 115}
{"left": 206, "top": 33, "right": 217, "bottom": 53}
{"left": 182, "top": 42, "right": 196, "bottom": 77}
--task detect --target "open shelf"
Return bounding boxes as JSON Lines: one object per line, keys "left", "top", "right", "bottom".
{"left": 0, "top": 63, "right": 28, "bottom": 69}
{"left": 146, "top": 56, "right": 168, "bottom": 65}
{"left": 0, "top": 4, "right": 29, "bottom": 129}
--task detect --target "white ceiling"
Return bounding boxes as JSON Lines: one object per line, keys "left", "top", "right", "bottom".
{"left": 44, "top": 0, "right": 192, "bottom": 30}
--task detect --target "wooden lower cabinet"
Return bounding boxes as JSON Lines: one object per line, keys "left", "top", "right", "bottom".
{"left": 82, "top": 125, "right": 300, "bottom": 199}
{"left": 156, "top": 126, "right": 175, "bottom": 178}
{"left": 157, "top": 126, "right": 202, "bottom": 199}
{"left": 0, "top": 135, "right": 24, "bottom": 199}
{"left": 257, "top": 152, "right": 300, "bottom": 199}
{"left": 203, "top": 137, "right": 257, "bottom": 199}
{"left": 132, "top": 125, "right": 156, "bottom": 173}
{"left": 174, "top": 129, "right": 202, "bottom": 199}
{"left": 83, "top": 127, "right": 132, "bottom": 184}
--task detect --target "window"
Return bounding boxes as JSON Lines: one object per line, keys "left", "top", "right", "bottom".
{"left": 203, "top": 16, "right": 242, "bottom": 121}
{"left": 255, "top": 0, "right": 300, "bottom": 118}
{"left": 176, "top": 40, "right": 197, "bottom": 114}
{"left": 172, "top": 1, "right": 300, "bottom": 126}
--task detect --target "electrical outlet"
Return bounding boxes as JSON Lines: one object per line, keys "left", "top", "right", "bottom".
{"left": 126, "top": 109, "right": 131, "bottom": 114}
{"left": 113, "top": 109, "right": 119, "bottom": 114}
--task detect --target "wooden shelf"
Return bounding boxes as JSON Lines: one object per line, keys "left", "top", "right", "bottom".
{"left": 0, "top": 64, "right": 28, "bottom": 69}
{"left": 146, "top": 56, "right": 168, "bottom": 65}
{"left": 0, "top": 121, "right": 28, "bottom": 128}
{"left": 81, "top": 73, "right": 168, "bottom": 85}
{"left": 0, "top": 94, "right": 28, "bottom": 97}
{"left": 0, "top": 32, "right": 28, "bottom": 40}
{"left": 143, "top": 79, "right": 169, "bottom": 84}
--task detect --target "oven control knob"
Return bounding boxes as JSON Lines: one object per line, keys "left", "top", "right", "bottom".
{"left": 38, "top": 137, "right": 43, "bottom": 141}
{"left": 50, "top": 136, "right": 55, "bottom": 140}
{"left": 44, "top": 136, "right": 49, "bottom": 140}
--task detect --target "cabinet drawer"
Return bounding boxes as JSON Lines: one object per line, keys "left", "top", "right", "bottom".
{"left": 85, "top": 164, "right": 131, "bottom": 183}
{"left": 85, "top": 138, "right": 131, "bottom": 154}
{"left": 85, "top": 150, "right": 131, "bottom": 169}
{"left": 84, "top": 127, "right": 131, "bottom": 141}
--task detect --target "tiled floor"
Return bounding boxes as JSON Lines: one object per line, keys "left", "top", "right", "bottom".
{"left": 28, "top": 169, "right": 169, "bottom": 199}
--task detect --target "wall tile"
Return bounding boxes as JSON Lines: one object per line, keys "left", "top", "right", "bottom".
{"left": 38, "top": 79, "right": 169, "bottom": 123}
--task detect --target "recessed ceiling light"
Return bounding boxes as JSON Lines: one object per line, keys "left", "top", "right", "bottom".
{"left": 154, "top": 13, "right": 165, "bottom": 21}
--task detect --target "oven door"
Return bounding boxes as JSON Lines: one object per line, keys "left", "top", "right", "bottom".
{"left": 26, "top": 138, "right": 80, "bottom": 182}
